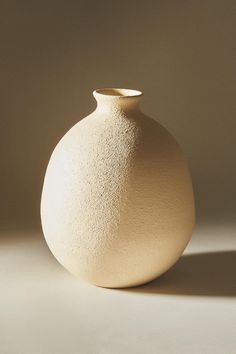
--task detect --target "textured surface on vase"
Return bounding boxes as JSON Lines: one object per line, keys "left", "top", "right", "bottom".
{"left": 41, "top": 88, "right": 195, "bottom": 288}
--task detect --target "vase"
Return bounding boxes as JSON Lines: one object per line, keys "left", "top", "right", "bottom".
{"left": 41, "top": 88, "right": 195, "bottom": 288}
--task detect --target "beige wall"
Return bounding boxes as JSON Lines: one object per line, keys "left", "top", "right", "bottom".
{"left": 1, "top": 0, "right": 235, "bottom": 230}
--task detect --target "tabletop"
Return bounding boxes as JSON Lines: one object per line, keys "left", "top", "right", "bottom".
{"left": 1, "top": 223, "right": 236, "bottom": 354}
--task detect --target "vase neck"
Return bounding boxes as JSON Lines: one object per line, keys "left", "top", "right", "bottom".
{"left": 93, "top": 88, "right": 143, "bottom": 114}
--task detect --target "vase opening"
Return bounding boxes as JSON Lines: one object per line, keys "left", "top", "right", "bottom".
{"left": 94, "top": 88, "right": 143, "bottom": 98}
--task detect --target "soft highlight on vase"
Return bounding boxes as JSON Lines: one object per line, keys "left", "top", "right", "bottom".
{"left": 41, "top": 88, "right": 195, "bottom": 288}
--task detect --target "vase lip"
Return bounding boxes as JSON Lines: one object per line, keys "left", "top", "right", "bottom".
{"left": 93, "top": 88, "right": 143, "bottom": 99}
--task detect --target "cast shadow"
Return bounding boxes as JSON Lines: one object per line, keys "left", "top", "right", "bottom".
{"left": 125, "top": 251, "right": 236, "bottom": 297}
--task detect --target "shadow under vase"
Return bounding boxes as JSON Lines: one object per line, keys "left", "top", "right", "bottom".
{"left": 123, "top": 250, "right": 236, "bottom": 297}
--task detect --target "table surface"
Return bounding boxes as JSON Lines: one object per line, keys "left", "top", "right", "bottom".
{"left": 1, "top": 223, "right": 236, "bottom": 354}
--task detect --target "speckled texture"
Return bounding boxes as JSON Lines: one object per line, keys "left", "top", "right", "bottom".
{"left": 41, "top": 88, "right": 195, "bottom": 288}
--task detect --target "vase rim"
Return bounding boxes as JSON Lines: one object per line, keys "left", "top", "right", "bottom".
{"left": 93, "top": 88, "right": 143, "bottom": 99}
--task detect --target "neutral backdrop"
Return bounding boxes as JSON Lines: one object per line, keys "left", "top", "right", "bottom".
{"left": 1, "top": 0, "right": 235, "bottom": 232}
{"left": 1, "top": 2, "right": 236, "bottom": 354}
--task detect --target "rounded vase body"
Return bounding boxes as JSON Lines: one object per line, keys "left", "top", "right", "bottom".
{"left": 41, "top": 88, "right": 195, "bottom": 288}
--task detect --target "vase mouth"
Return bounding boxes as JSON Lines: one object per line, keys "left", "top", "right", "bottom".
{"left": 93, "top": 88, "right": 143, "bottom": 99}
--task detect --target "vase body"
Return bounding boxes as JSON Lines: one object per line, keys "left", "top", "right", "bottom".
{"left": 41, "top": 88, "right": 195, "bottom": 288}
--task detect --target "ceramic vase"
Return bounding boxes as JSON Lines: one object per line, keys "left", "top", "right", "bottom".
{"left": 41, "top": 88, "right": 195, "bottom": 288}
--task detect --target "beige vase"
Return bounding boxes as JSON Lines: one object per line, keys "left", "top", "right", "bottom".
{"left": 41, "top": 88, "right": 195, "bottom": 288}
